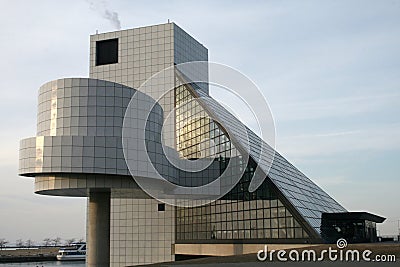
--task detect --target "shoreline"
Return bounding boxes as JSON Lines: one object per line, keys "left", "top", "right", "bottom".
{"left": 0, "top": 256, "right": 56, "bottom": 263}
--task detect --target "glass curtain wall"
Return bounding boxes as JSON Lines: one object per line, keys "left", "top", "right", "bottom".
{"left": 174, "top": 79, "right": 310, "bottom": 241}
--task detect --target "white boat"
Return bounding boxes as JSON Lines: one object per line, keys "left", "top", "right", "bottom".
{"left": 56, "top": 242, "right": 86, "bottom": 261}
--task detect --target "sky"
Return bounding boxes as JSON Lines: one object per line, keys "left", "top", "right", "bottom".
{"left": 0, "top": 0, "right": 399, "bottom": 244}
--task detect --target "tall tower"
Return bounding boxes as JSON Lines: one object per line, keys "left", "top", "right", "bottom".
{"left": 88, "top": 23, "right": 208, "bottom": 266}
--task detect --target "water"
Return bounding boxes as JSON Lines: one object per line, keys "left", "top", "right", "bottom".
{"left": 0, "top": 261, "right": 85, "bottom": 267}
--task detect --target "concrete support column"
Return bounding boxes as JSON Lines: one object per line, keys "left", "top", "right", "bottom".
{"left": 88, "top": 191, "right": 110, "bottom": 267}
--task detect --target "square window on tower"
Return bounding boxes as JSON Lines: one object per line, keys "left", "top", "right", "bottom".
{"left": 96, "top": 38, "right": 118, "bottom": 66}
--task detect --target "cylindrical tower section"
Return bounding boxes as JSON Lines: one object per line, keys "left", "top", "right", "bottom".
{"left": 18, "top": 78, "right": 163, "bottom": 196}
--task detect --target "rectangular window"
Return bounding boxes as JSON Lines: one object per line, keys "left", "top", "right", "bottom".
{"left": 96, "top": 38, "right": 118, "bottom": 66}
{"left": 158, "top": 203, "right": 165, "bottom": 211}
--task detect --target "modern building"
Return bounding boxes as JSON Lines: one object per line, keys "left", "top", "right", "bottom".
{"left": 19, "top": 23, "right": 385, "bottom": 267}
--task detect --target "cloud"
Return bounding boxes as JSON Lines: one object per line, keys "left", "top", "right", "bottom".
{"left": 273, "top": 93, "right": 400, "bottom": 122}
{"left": 87, "top": 0, "right": 121, "bottom": 29}
{"left": 277, "top": 123, "right": 400, "bottom": 159}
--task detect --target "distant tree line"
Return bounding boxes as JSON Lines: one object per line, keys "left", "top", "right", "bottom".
{"left": 0, "top": 237, "right": 85, "bottom": 249}
{"left": 0, "top": 238, "right": 8, "bottom": 250}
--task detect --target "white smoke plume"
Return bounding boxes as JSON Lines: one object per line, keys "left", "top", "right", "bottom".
{"left": 87, "top": 0, "right": 121, "bottom": 30}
